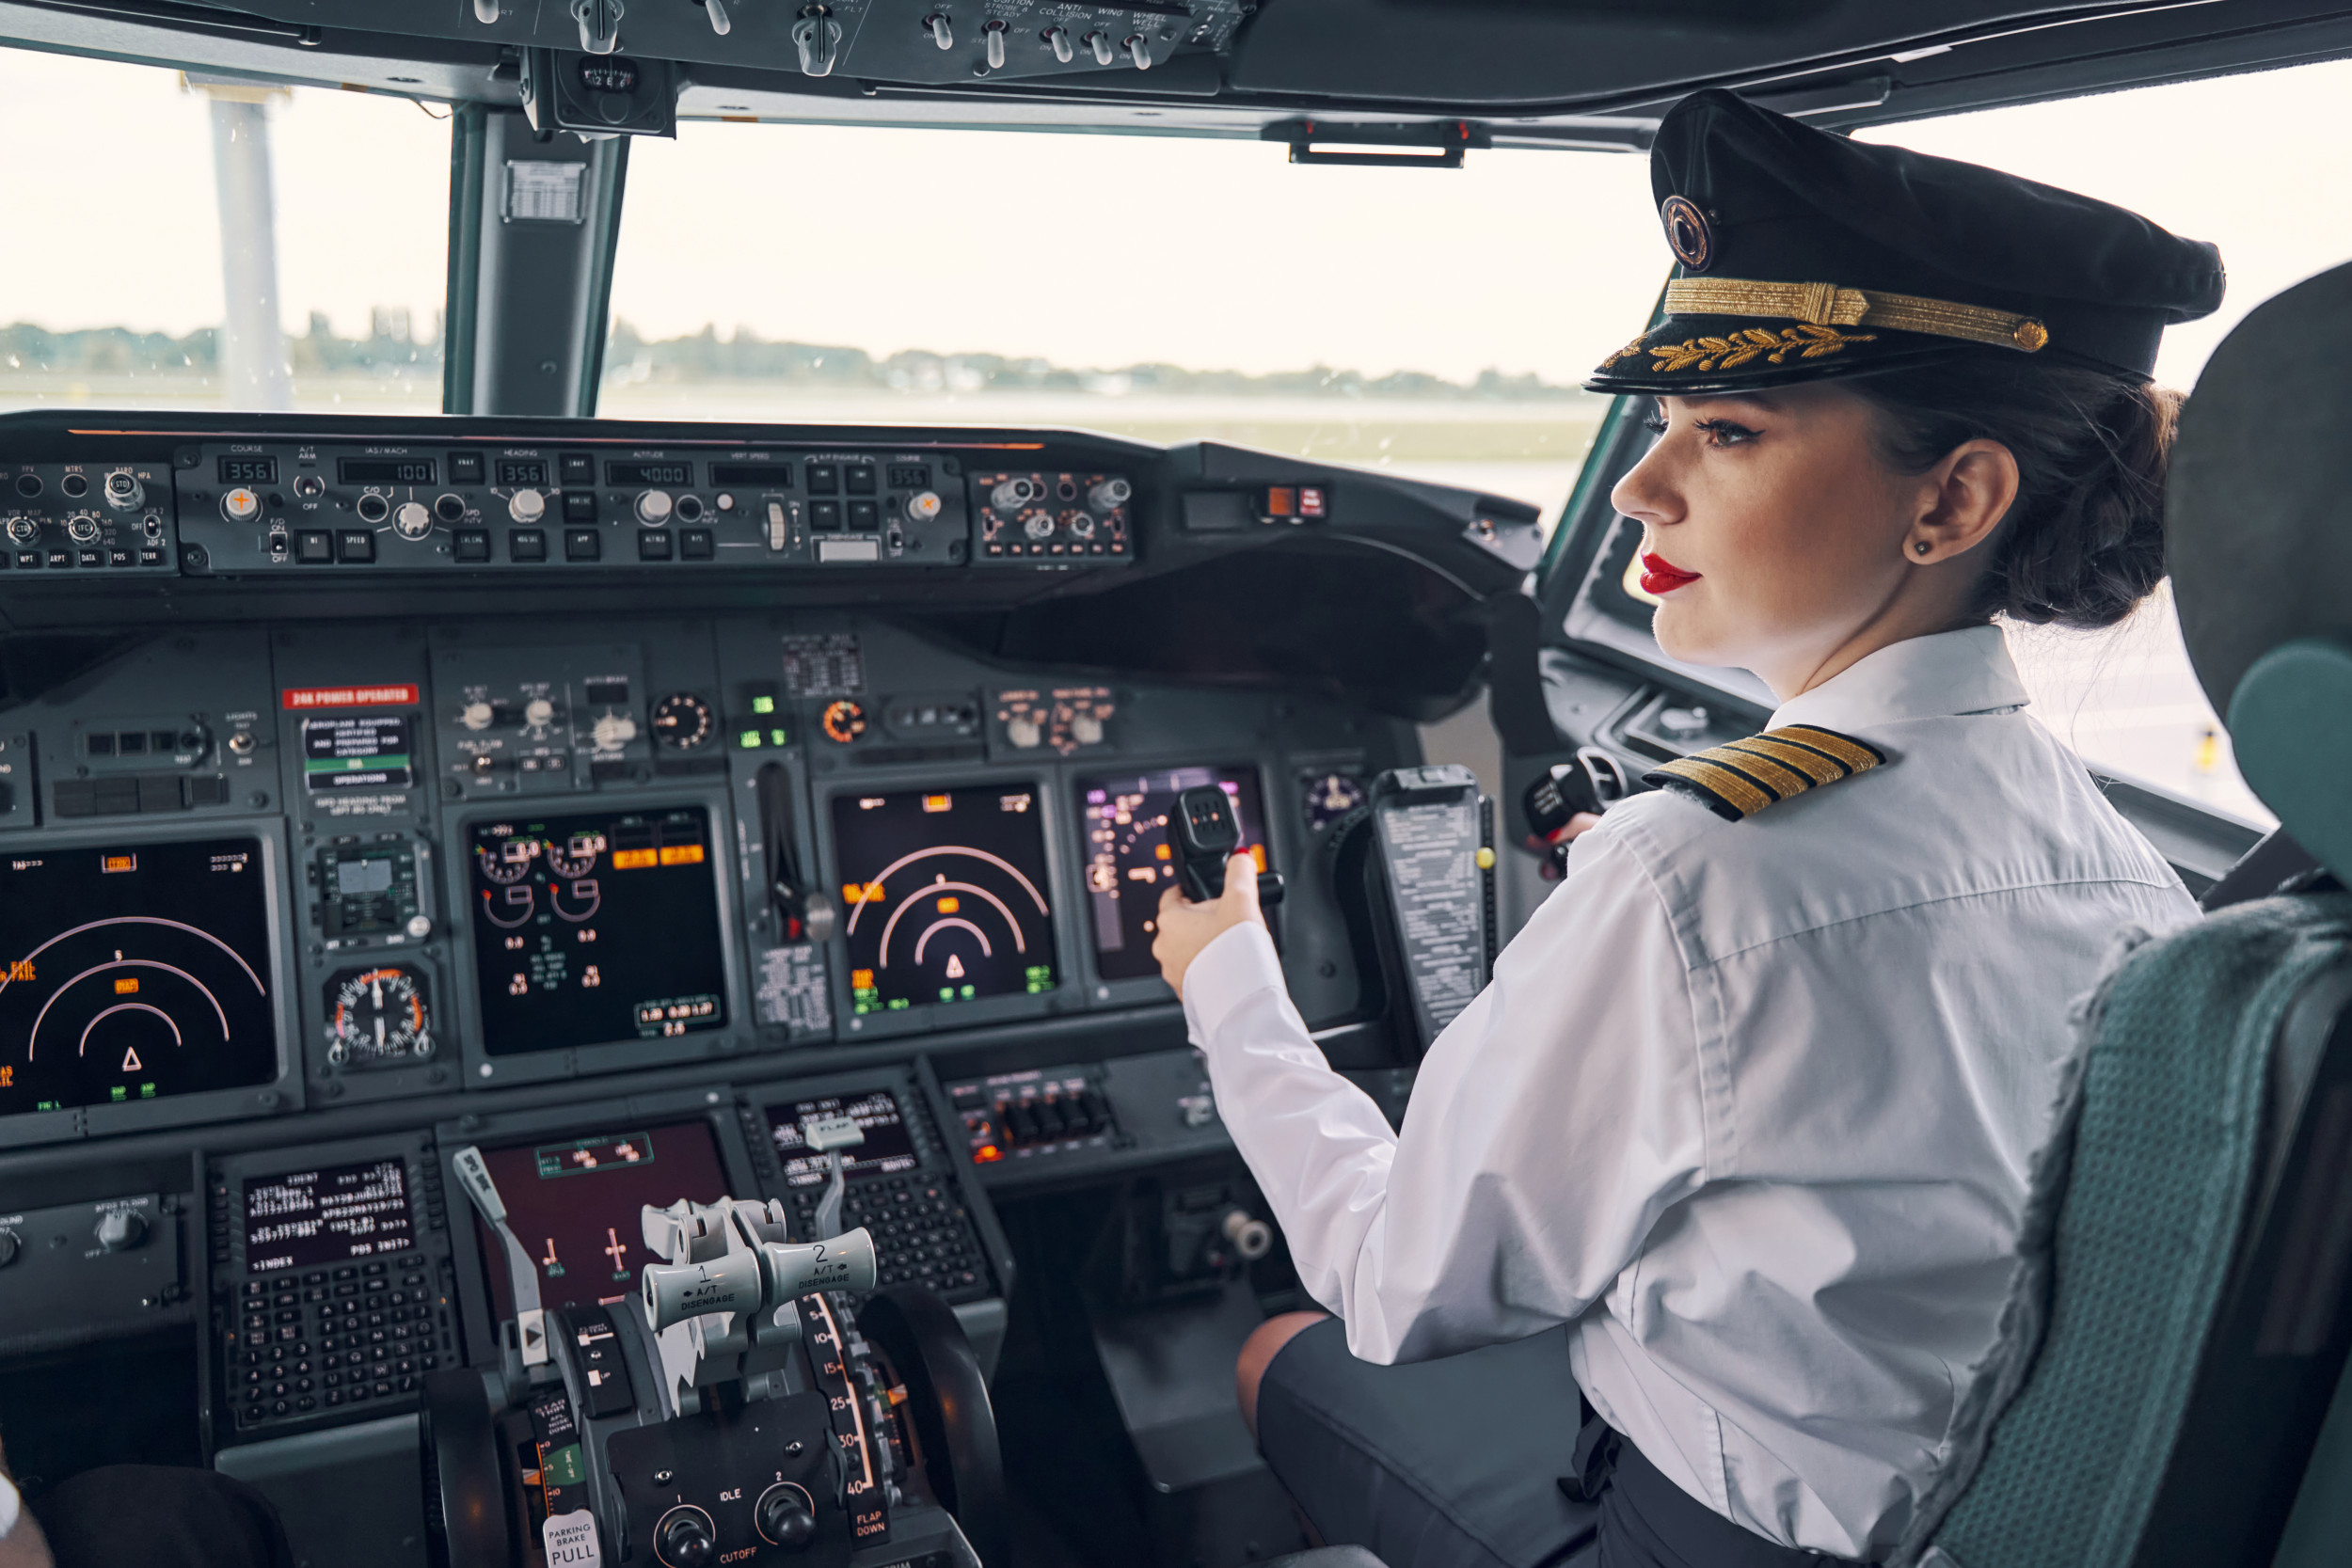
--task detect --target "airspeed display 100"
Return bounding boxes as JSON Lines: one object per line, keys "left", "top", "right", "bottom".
{"left": 830, "top": 786, "right": 1057, "bottom": 1014}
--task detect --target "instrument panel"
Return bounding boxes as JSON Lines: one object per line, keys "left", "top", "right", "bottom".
{"left": 0, "top": 610, "right": 1397, "bottom": 1147}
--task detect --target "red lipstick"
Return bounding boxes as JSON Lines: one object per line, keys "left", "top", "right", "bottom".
{"left": 1640, "top": 551, "right": 1701, "bottom": 595}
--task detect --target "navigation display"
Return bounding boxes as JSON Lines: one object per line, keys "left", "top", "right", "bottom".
{"left": 766, "top": 1090, "right": 920, "bottom": 1186}
{"left": 465, "top": 806, "right": 727, "bottom": 1055}
{"left": 471, "top": 1121, "right": 732, "bottom": 1320}
{"left": 0, "top": 837, "right": 278, "bottom": 1116}
{"left": 830, "top": 785, "right": 1057, "bottom": 1015}
{"left": 1074, "top": 768, "right": 1269, "bottom": 981}
{"left": 244, "top": 1158, "right": 414, "bottom": 1274}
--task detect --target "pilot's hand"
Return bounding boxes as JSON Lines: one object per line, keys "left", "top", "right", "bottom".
{"left": 1561, "top": 811, "right": 1604, "bottom": 842}
{"left": 1153, "top": 853, "right": 1264, "bottom": 1000}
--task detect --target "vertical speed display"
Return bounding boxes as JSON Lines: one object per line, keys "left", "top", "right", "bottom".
{"left": 465, "top": 805, "right": 727, "bottom": 1054}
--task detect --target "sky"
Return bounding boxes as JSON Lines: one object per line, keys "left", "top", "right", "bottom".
{"left": 6, "top": 43, "right": 2352, "bottom": 385}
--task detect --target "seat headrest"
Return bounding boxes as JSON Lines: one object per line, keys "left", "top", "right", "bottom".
{"left": 2169, "top": 261, "right": 2352, "bottom": 881}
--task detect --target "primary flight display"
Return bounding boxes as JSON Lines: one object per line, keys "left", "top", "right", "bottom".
{"left": 1076, "top": 768, "right": 1268, "bottom": 981}
{"left": 0, "top": 836, "right": 278, "bottom": 1115}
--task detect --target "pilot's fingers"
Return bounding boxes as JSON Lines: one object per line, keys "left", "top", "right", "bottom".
{"left": 1159, "top": 880, "right": 1195, "bottom": 916}
{"left": 1224, "top": 853, "right": 1262, "bottom": 915}
{"left": 1562, "top": 811, "right": 1604, "bottom": 842}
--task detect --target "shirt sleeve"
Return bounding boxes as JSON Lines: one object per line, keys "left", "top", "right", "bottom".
{"left": 1181, "top": 819, "right": 1711, "bottom": 1364}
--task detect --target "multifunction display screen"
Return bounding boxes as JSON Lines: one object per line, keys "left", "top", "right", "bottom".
{"left": 0, "top": 838, "right": 277, "bottom": 1116}
{"left": 1074, "top": 767, "right": 1269, "bottom": 981}
{"left": 469, "top": 1122, "right": 732, "bottom": 1320}
{"left": 830, "top": 786, "right": 1057, "bottom": 1015}
{"left": 244, "top": 1158, "right": 414, "bottom": 1274}
{"left": 766, "top": 1090, "right": 920, "bottom": 1186}
{"left": 465, "top": 806, "right": 726, "bottom": 1055}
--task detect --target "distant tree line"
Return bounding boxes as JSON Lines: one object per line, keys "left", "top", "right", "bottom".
{"left": 2, "top": 316, "right": 1588, "bottom": 402}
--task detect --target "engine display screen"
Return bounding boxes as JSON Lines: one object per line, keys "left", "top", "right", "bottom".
{"left": 830, "top": 786, "right": 1057, "bottom": 1015}
{"left": 1074, "top": 767, "right": 1269, "bottom": 981}
{"left": 766, "top": 1090, "right": 920, "bottom": 1186}
{"left": 465, "top": 806, "right": 727, "bottom": 1055}
{"left": 0, "top": 838, "right": 278, "bottom": 1116}
{"left": 469, "top": 1121, "right": 733, "bottom": 1320}
{"left": 244, "top": 1158, "right": 414, "bottom": 1275}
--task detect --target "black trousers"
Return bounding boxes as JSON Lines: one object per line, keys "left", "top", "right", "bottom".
{"left": 28, "top": 1466, "right": 293, "bottom": 1568}
{"left": 1256, "top": 1318, "right": 1869, "bottom": 1568}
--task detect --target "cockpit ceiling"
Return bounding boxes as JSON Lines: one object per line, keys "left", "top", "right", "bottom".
{"left": 6, "top": 0, "right": 2352, "bottom": 144}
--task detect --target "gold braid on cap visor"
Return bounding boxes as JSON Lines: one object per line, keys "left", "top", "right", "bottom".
{"left": 1661, "top": 278, "right": 2051, "bottom": 354}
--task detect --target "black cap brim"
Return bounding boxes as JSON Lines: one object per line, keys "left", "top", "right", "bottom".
{"left": 1585, "top": 315, "right": 1985, "bottom": 396}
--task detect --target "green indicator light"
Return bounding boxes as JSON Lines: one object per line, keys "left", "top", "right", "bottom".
{"left": 961, "top": 984, "right": 976, "bottom": 999}
{"left": 110, "top": 1085, "right": 127, "bottom": 1101}
{"left": 738, "top": 729, "right": 763, "bottom": 749}
{"left": 887, "top": 997, "right": 909, "bottom": 1010}
{"left": 140, "top": 1083, "right": 156, "bottom": 1099}
{"left": 939, "top": 986, "right": 955, "bottom": 1002}
{"left": 751, "top": 695, "right": 775, "bottom": 715}
{"left": 769, "top": 728, "right": 790, "bottom": 747}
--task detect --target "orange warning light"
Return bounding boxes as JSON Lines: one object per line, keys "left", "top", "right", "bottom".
{"left": 1153, "top": 843, "right": 1171, "bottom": 861}
{"left": 657, "top": 844, "right": 704, "bottom": 866}
{"left": 611, "top": 847, "right": 658, "bottom": 870}
{"left": 100, "top": 854, "right": 136, "bottom": 874}
{"left": 115, "top": 977, "right": 139, "bottom": 994}
{"left": 973, "top": 1145, "right": 1003, "bottom": 1164}
{"left": 935, "top": 895, "right": 960, "bottom": 913}
{"left": 0, "top": 1067, "right": 11, "bottom": 1088}
{"left": 921, "top": 794, "right": 953, "bottom": 814}
{"left": 851, "top": 969, "right": 875, "bottom": 990}
{"left": 1250, "top": 844, "right": 1268, "bottom": 871}
{"left": 843, "top": 880, "right": 885, "bottom": 906}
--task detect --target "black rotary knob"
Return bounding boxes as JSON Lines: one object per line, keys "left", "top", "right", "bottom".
{"left": 756, "top": 1483, "right": 818, "bottom": 1549}
{"left": 658, "top": 1509, "right": 715, "bottom": 1567}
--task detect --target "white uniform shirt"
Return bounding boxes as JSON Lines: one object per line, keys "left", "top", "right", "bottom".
{"left": 1181, "top": 626, "right": 2201, "bottom": 1558}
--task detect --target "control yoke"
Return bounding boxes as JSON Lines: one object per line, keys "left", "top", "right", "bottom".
{"left": 1169, "top": 784, "right": 1285, "bottom": 908}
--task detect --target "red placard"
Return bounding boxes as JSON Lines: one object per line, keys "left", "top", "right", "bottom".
{"left": 280, "top": 684, "right": 420, "bottom": 710}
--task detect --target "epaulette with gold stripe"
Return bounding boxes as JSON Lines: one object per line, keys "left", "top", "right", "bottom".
{"left": 1641, "top": 724, "right": 1886, "bottom": 823}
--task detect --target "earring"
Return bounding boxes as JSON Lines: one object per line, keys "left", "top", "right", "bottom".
{"left": 1913, "top": 540, "right": 1933, "bottom": 557}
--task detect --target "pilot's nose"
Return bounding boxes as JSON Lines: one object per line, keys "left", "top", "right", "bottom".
{"left": 1610, "top": 435, "right": 1678, "bottom": 531}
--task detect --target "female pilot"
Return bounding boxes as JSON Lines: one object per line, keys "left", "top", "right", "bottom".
{"left": 1152, "top": 89, "right": 2224, "bottom": 1568}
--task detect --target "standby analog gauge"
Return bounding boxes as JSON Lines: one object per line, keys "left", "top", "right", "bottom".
{"left": 326, "top": 965, "right": 432, "bottom": 1066}
{"left": 820, "top": 699, "right": 868, "bottom": 745}
{"left": 1303, "top": 771, "right": 1368, "bottom": 831}
{"left": 650, "top": 691, "right": 713, "bottom": 751}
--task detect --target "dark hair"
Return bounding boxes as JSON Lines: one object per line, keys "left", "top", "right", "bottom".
{"left": 1847, "top": 355, "right": 2182, "bottom": 631}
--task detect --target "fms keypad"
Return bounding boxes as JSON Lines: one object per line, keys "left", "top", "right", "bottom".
{"left": 210, "top": 1136, "right": 459, "bottom": 1439}
{"left": 745, "top": 1081, "right": 995, "bottom": 1306}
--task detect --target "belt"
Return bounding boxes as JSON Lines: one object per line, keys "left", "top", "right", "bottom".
{"left": 1559, "top": 1406, "right": 1879, "bottom": 1568}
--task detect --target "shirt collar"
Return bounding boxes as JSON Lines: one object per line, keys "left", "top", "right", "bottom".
{"left": 1767, "top": 625, "right": 2029, "bottom": 733}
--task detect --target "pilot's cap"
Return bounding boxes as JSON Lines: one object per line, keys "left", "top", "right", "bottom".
{"left": 1586, "top": 89, "right": 2225, "bottom": 395}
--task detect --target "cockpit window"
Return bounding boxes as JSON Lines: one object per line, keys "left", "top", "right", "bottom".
{"left": 0, "top": 47, "right": 450, "bottom": 415}
{"left": 600, "top": 122, "right": 1664, "bottom": 537}
{"left": 1846, "top": 66, "right": 2352, "bottom": 827}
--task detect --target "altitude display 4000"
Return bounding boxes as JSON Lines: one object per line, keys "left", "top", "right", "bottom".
{"left": 0, "top": 838, "right": 278, "bottom": 1116}
{"left": 466, "top": 806, "right": 727, "bottom": 1055}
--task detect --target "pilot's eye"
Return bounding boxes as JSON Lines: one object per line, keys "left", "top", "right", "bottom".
{"left": 1641, "top": 409, "right": 1669, "bottom": 436}
{"left": 1691, "top": 418, "right": 1759, "bottom": 448}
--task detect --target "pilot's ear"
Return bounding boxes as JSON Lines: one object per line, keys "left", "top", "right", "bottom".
{"left": 1907, "top": 438, "right": 2018, "bottom": 564}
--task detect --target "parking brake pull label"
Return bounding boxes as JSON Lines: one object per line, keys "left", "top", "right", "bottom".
{"left": 542, "top": 1510, "right": 601, "bottom": 1567}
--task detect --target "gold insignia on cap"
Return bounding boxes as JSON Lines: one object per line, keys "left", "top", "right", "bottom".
{"left": 1641, "top": 724, "right": 1887, "bottom": 822}
{"left": 1645, "top": 325, "right": 1878, "bottom": 374}
{"left": 1664, "top": 278, "right": 2053, "bottom": 356}
{"left": 1660, "top": 195, "right": 1713, "bottom": 271}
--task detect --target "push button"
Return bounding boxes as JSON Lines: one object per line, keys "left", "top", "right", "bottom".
{"left": 294, "top": 531, "right": 334, "bottom": 563}
{"left": 564, "top": 529, "right": 600, "bottom": 561}
{"left": 336, "top": 531, "right": 375, "bottom": 562}
{"left": 637, "top": 530, "right": 673, "bottom": 560}
{"left": 679, "top": 530, "right": 714, "bottom": 560}
{"left": 509, "top": 530, "right": 547, "bottom": 562}
{"left": 453, "top": 529, "right": 490, "bottom": 562}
